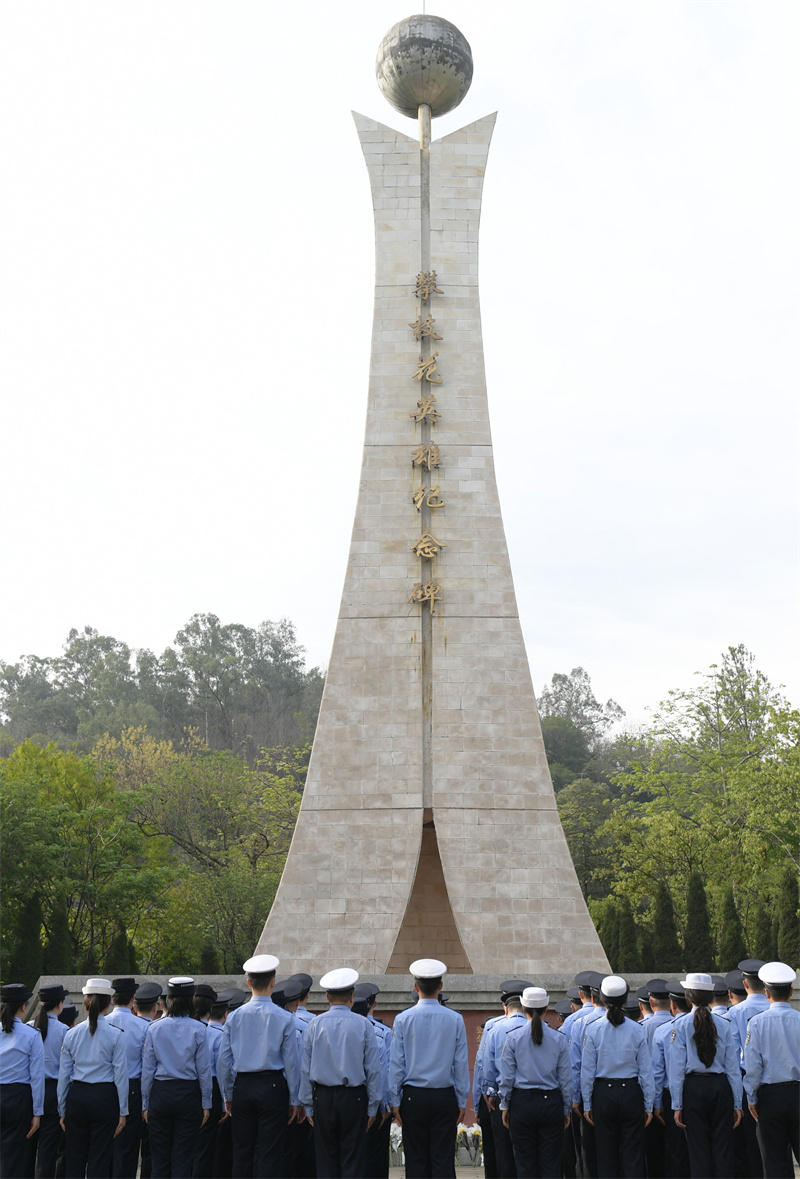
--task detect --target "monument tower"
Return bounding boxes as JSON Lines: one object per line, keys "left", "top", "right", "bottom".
{"left": 257, "top": 14, "right": 609, "bottom": 975}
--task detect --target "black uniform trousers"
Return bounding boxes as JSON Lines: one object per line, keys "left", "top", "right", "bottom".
{"left": 311, "top": 1083, "right": 367, "bottom": 1179}
{"left": 490, "top": 1104, "right": 517, "bottom": 1177}
{"left": 147, "top": 1078, "right": 202, "bottom": 1179}
{"left": 661, "top": 1088, "right": 689, "bottom": 1179}
{"left": 139, "top": 1118, "right": 152, "bottom": 1179}
{"left": 364, "top": 1110, "right": 389, "bottom": 1179}
{"left": 34, "top": 1078, "right": 61, "bottom": 1179}
{"left": 755, "top": 1081, "right": 800, "bottom": 1179}
{"left": 734, "top": 1088, "right": 764, "bottom": 1179}
{"left": 478, "top": 1095, "right": 498, "bottom": 1179}
{"left": 111, "top": 1077, "right": 141, "bottom": 1178}
{"left": 0, "top": 1082, "right": 35, "bottom": 1179}
{"left": 192, "top": 1077, "right": 223, "bottom": 1178}
{"left": 579, "top": 1101, "right": 598, "bottom": 1179}
{"left": 400, "top": 1084, "right": 458, "bottom": 1179}
{"left": 64, "top": 1080, "right": 119, "bottom": 1179}
{"left": 214, "top": 1113, "right": 232, "bottom": 1179}
{"left": 681, "top": 1072, "right": 734, "bottom": 1179}
{"left": 507, "top": 1088, "right": 564, "bottom": 1179}
{"left": 591, "top": 1078, "right": 646, "bottom": 1179}
{"left": 231, "top": 1069, "right": 289, "bottom": 1179}
{"left": 644, "top": 1104, "right": 665, "bottom": 1179}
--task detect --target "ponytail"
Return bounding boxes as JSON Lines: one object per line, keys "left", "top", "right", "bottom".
{"left": 83, "top": 993, "right": 111, "bottom": 1035}
{"left": 604, "top": 995, "right": 627, "bottom": 1027}
{"left": 686, "top": 989, "right": 717, "bottom": 1067}
{"left": 525, "top": 1005, "right": 546, "bottom": 1046}
{"left": 1, "top": 1003, "right": 19, "bottom": 1034}
{"left": 36, "top": 1003, "right": 51, "bottom": 1040}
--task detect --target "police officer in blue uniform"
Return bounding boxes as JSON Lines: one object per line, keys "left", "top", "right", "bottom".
{"left": 743, "top": 961, "right": 800, "bottom": 1179}
{"left": 482, "top": 986, "right": 530, "bottom": 1178}
{"left": 669, "top": 971, "right": 743, "bottom": 1179}
{"left": 353, "top": 983, "right": 391, "bottom": 1179}
{"left": 475, "top": 979, "right": 532, "bottom": 1179}
{"left": 299, "top": 968, "right": 381, "bottom": 1179}
{"left": 58, "top": 978, "right": 128, "bottom": 1179}
{"left": 580, "top": 976, "right": 654, "bottom": 1179}
{"left": 217, "top": 954, "right": 301, "bottom": 1179}
{"left": 29, "top": 983, "right": 68, "bottom": 1179}
{"left": 0, "top": 982, "right": 44, "bottom": 1179}
{"left": 131, "top": 983, "right": 160, "bottom": 1179}
{"left": 498, "top": 986, "right": 571, "bottom": 1178}
{"left": 389, "top": 959, "right": 470, "bottom": 1179}
{"left": 652, "top": 981, "right": 691, "bottom": 1179}
{"left": 569, "top": 972, "right": 607, "bottom": 1178}
{"left": 728, "top": 959, "right": 768, "bottom": 1178}
{"left": 141, "top": 976, "right": 211, "bottom": 1179}
{"left": 191, "top": 984, "right": 226, "bottom": 1179}
{"left": 105, "top": 977, "right": 147, "bottom": 1179}
{"left": 275, "top": 976, "right": 315, "bottom": 1179}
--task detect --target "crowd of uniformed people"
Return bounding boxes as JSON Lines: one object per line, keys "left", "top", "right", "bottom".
{"left": 0, "top": 953, "right": 797, "bottom": 1179}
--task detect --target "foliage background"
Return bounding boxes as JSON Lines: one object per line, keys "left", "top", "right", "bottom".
{"left": 1, "top": 621, "right": 798, "bottom": 984}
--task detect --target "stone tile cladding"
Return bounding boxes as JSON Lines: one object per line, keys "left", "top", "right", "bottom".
{"left": 255, "top": 112, "right": 610, "bottom": 975}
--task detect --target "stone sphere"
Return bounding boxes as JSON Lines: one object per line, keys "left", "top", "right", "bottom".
{"left": 375, "top": 14, "right": 473, "bottom": 119}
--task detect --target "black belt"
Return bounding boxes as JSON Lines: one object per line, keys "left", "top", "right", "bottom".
{"left": 595, "top": 1078, "right": 638, "bottom": 1085}
{"left": 313, "top": 1082, "right": 366, "bottom": 1090}
{"left": 238, "top": 1069, "right": 283, "bottom": 1077}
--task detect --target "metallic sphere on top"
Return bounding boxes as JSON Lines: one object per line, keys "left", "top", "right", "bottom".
{"left": 376, "top": 14, "right": 473, "bottom": 119}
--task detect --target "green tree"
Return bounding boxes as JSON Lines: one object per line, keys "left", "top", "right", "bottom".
{"left": 4, "top": 895, "right": 45, "bottom": 988}
{"left": 684, "top": 872, "right": 715, "bottom": 970}
{"left": 717, "top": 887, "right": 747, "bottom": 972}
{"left": 538, "top": 667, "right": 625, "bottom": 748}
{"left": 652, "top": 881, "right": 683, "bottom": 972}
{"left": 104, "top": 925, "right": 132, "bottom": 974}
{"left": 617, "top": 896, "right": 642, "bottom": 972}
{"left": 776, "top": 865, "right": 800, "bottom": 965}
{"left": 541, "top": 716, "right": 592, "bottom": 791}
{"left": 749, "top": 900, "right": 777, "bottom": 961}
{"left": 200, "top": 943, "right": 220, "bottom": 973}
{"left": 598, "top": 901, "right": 620, "bottom": 968}
{"left": 43, "top": 901, "right": 74, "bottom": 973}
{"left": 556, "top": 780, "right": 614, "bottom": 899}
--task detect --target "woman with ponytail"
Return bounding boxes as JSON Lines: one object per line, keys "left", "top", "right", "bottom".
{"left": 0, "top": 983, "right": 44, "bottom": 1178}
{"left": 498, "top": 987, "right": 571, "bottom": 1177}
{"left": 57, "top": 979, "right": 128, "bottom": 1178}
{"left": 669, "top": 972, "right": 742, "bottom": 1177}
{"left": 29, "top": 983, "right": 68, "bottom": 1178}
{"left": 580, "top": 976, "right": 654, "bottom": 1178}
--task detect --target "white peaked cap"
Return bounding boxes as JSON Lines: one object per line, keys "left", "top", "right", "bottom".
{"left": 522, "top": 987, "right": 549, "bottom": 1007}
{"left": 82, "top": 977, "right": 114, "bottom": 996}
{"left": 410, "top": 958, "right": 448, "bottom": 978}
{"left": 758, "top": 961, "right": 797, "bottom": 986}
{"left": 601, "top": 975, "right": 628, "bottom": 998}
{"left": 681, "top": 972, "right": 713, "bottom": 990}
{"left": 320, "top": 968, "right": 359, "bottom": 990}
{"left": 243, "top": 955, "right": 279, "bottom": 973}
{"left": 168, "top": 976, "right": 194, "bottom": 985}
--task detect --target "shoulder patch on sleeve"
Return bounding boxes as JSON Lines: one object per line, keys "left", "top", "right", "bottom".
{"left": 745, "top": 1029, "right": 751, "bottom": 1046}
{"left": 670, "top": 1030, "right": 676, "bottom": 1044}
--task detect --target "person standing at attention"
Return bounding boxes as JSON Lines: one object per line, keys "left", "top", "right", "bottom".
{"left": 217, "top": 954, "right": 301, "bottom": 1179}
{"left": 389, "top": 959, "right": 469, "bottom": 1179}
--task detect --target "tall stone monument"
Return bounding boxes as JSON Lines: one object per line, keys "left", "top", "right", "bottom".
{"left": 256, "top": 14, "right": 609, "bottom": 976}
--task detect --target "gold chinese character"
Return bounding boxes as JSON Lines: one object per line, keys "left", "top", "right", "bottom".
{"left": 408, "top": 314, "right": 443, "bottom": 341}
{"left": 412, "top": 353, "right": 443, "bottom": 384}
{"left": 410, "top": 393, "right": 441, "bottom": 424}
{"left": 412, "top": 485, "right": 445, "bottom": 511}
{"left": 415, "top": 271, "right": 443, "bottom": 301}
{"left": 407, "top": 581, "right": 443, "bottom": 612}
{"left": 411, "top": 532, "right": 446, "bottom": 559}
{"left": 411, "top": 444, "right": 440, "bottom": 471}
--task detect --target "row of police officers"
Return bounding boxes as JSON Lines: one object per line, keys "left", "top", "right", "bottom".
{"left": 1, "top": 955, "right": 798, "bottom": 1178}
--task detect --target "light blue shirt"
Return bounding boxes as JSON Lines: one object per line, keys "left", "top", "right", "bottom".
{"left": 644, "top": 1009, "right": 673, "bottom": 1051}
{"left": 743, "top": 1004, "right": 800, "bottom": 1102}
{"left": 141, "top": 1015, "right": 212, "bottom": 1110}
{"left": 106, "top": 1005, "right": 147, "bottom": 1080}
{"left": 29, "top": 1013, "right": 68, "bottom": 1081}
{"left": 217, "top": 994, "right": 300, "bottom": 1105}
{"left": 580, "top": 1015, "right": 655, "bottom": 1113}
{"left": 652, "top": 1014, "right": 688, "bottom": 1107}
{"left": 472, "top": 1014, "right": 505, "bottom": 1108}
{"left": 668, "top": 1008, "right": 743, "bottom": 1110}
{"left": 369, "top": 1015, "right": 392, "bottom": 1111}
{"left": 570, "top": 1006, "right": 604, "bottom": 1103}
{"left": 482, "top": 1013, "right": 528, "bottom": 1095}
{"left": 389, "top": 998, "right": 469, "bottom": 1108}
{"left": 206, "top": 1020, "right": 224, "bottom": 1079}
{"left": 295, "top": 1006, "right": 315, "bottom": 1026}
{"left": 0, "top": 1017, "right": 45, "bottom": 1115}
{"left": 57, "top": 1019, "right": 128, "bottom": 1117}
{"left": 299, "top": 1005, "right": 383, "bottom": 1117}
{"left": 499, "top": 1021, "right": 571, "bottom": 1114}
{"left": 728, "top": 992, "right": 769, "bottom": 1065}
{"left": 560, "top": 1003, "right": 594, "bottom": 1044}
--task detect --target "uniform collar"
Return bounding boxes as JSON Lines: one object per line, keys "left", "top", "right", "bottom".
{"left": 417, "top": 998, "right": 440, "bottom": 1006}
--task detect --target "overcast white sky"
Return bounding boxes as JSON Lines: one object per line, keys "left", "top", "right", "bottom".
{"left": 1, "top": 0, "right": 798, "bottom": 723}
